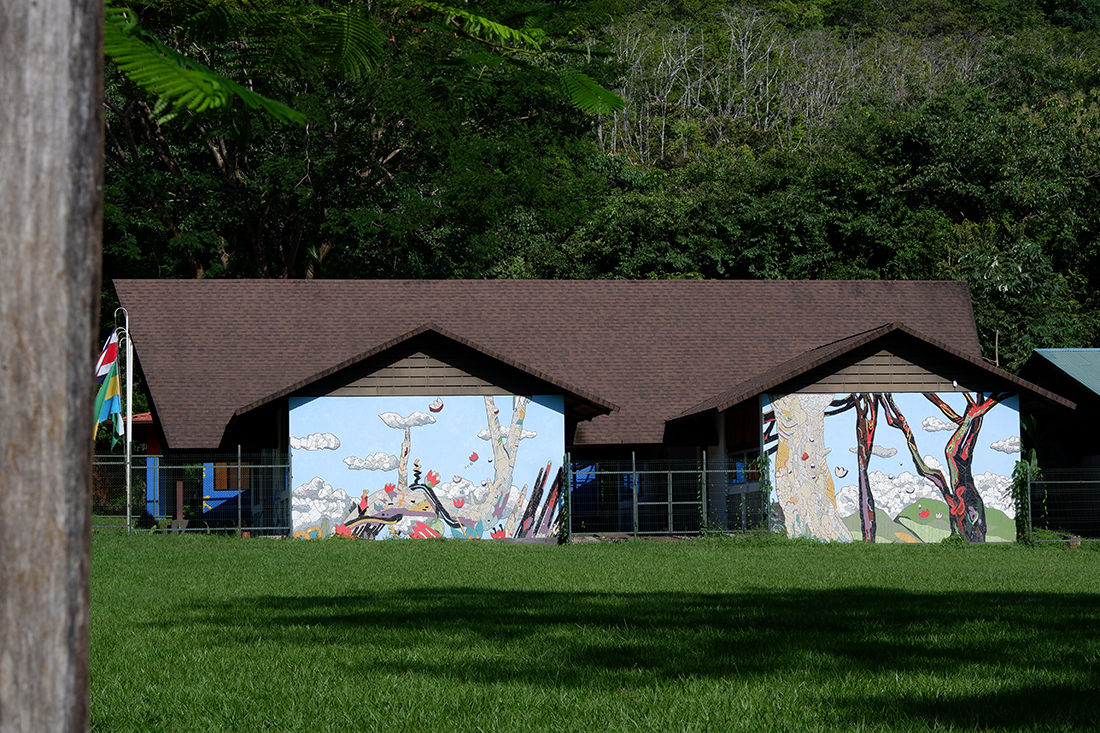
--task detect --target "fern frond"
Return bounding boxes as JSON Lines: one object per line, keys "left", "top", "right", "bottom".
{"left": 104, "top": 1, "right": 306, "bottom": 124}
{"left": 310, "top": 5, "right": 384, "bottom": 82}
{"left": 557, "top": 69, "right": 626, "bottom": 114}
{"left": 416, "top": 2, "right": 544, "bottom": 51}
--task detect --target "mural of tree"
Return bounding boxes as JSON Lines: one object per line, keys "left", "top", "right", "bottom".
{"left": 880, "top": 392, "right": 1010, "bottom": 543}
{"left": 825, "top": 393, "right": 879, "bottom": 542}
{"left": 482, "top": 396, "right": 530, "bottom": 498}
{"left": 379, "top": 410, "right": 436, "bottom": 498}
{"left": 476, "top": 395, "right": 568, "bottom": 538}
{"left": 768, "top": 393, "right": 851, "bottom": 542}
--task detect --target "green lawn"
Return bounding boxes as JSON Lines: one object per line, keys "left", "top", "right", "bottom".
{"left": 90, "top": 534, "right": 1100, "bottom": 732}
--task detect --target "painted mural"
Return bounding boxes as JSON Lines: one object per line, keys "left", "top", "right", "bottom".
{"left": 289, "top": 395, "right": 565, "bottom": 540}
{"left": 763, "top": 392, "right": 1020, "bottom": 544}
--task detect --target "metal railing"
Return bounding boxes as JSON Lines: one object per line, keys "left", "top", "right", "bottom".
{"left": 1028, "top": 469, "right": 1100, "bottom": 542}
{"left": 567, "top": 456, "right": 767, "bottom": 537}
{"left": 92, "top": 450, "right": 291, "bottom": 535}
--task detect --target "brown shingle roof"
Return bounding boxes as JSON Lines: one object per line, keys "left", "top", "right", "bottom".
{"left": 115, "top": 279, "right": 985, "bottom": 449}
{"left": 673, "top": 322, "right": 1074, "bottom": 420}
{"left": 232, "top": 322, "right": 620, "bottom": 417}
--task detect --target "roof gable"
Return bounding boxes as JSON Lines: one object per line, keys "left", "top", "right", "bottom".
{"left": 233, "top": 323, "right": 618, "bottom": 420}
{"left": 674, "top": 323, "right": 1073, "bottom": 421}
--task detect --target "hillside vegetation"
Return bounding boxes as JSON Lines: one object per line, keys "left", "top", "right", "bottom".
{"left": 104, "top": 0, "right": 1100, "bottom": 367}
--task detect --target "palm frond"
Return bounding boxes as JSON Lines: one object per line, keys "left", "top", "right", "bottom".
{"left": 557, "top": 68, "right": 626, "bottom": 114}
{"left": 104, "top": 1, "right": 306, "bottom": 124}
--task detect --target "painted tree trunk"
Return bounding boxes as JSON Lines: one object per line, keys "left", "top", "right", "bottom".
{"left": 397, "top": 427, "right": 410, "bottom": 497}
{"left": 853, "top": 394, "right": 879, "bottom": 542}
{"left": 0, "top": 0, "right": 102, "bottom": 729}
{"left": 928, "top": 393, "right": 1002, "bottom": 542}
{"left": 483, "top": 395, "right": 530, "bottom": 496}
{"left": 881, "top": 393, "right": 1005, "bottom": 543}
{"left": 771, "top": 394, "right": 851, "bottom": 541}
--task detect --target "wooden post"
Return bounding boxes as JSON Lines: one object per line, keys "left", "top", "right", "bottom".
{"left": 0, "top": 0, "right": 102, "bottom": 731}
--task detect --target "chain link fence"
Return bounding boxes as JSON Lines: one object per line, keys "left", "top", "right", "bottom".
{"left": 1027, "top": 469, "right": 1100, "bottom": 543}
{"left": 92, "top": 451, "right": 291, "bottom": 535}
{"left": 567, "top": 457, "right": 767, "bottom": 537}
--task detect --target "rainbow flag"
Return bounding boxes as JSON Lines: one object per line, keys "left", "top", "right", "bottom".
{"left": 94, "top": 333, "right": 123, "bottom": 444}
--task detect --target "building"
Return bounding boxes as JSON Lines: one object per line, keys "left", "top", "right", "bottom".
{"left": 1017, "top": 349, "right": 1100, "bottom": 469}
{"left": 114, "top": 279, "right": 1068, "bottom": 543}
{"left": 1015, "top": 350, "right": 1100, "bottom": 538}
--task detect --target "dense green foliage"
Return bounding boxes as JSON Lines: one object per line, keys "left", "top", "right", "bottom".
{"left": 90, "top": 534, "right": 1100, "bottom": 731}
{"left": 104, "top": 0, "right": 1100, "bottom": 367}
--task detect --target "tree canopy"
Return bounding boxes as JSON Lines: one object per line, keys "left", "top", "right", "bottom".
{"left": 103, "top": 0, "right": 1100, "bottom": 369}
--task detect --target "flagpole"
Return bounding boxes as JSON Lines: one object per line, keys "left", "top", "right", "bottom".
{"left": 116, "top": 307, "right": 132, "bottom": 535}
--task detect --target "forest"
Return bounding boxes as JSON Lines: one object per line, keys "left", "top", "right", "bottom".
{"left": 103, "top": 0, "right": 1100, "bottom": 370}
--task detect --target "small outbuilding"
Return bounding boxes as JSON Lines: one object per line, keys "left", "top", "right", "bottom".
{"left": 1017, "top": 349, "right": 1100, "bottom": 469}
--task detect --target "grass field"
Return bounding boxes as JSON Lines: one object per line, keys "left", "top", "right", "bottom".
{"left": 90, "top": 534, "right": 1100, "bottom": 732}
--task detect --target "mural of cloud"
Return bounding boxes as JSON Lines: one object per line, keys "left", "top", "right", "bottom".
{"left": 343, "top": 452, "right": 399, "bottom": 471}
{"left": 990, "top": 436, "right": 1021, "bottom": 454}
{"left": 974, "top": 472, "right": 1015, "bottom": 517}
{"left": 836, "top": 469, "right": 1014, "bottom": 520}
{"left": 924, "top": 455, "right": 944, "bottom": 472}
{"left": 292, "top": 477, "right": 351, "bottom": 532}
{"left": 847, "top": 445, "right": 898, "bottom": 458}
{"left": 477, "top": 428, "right": 538, "bottom": 441}
{"left": 433, "top": 476, "right": 491, "bottom": 506}
{"left": 922, "top": 416, "right": 954, "bottom": 432}
{"left": 378, "top": 411, "right": 436, "bottom": 429}
{"left": 290, "top": 432, "right": 340, "bottom": 451}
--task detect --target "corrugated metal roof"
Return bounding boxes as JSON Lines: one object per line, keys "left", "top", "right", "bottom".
{"left": 1033, "top": 349, "right": 1100, "bottom": 397}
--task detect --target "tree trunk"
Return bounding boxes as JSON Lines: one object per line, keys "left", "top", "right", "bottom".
{"left": 0, "top": 0, "right": 102, "bottom": 731}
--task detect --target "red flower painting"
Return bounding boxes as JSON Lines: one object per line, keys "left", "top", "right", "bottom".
{"left": 409, "top": 521, "right": 441, "bottom": 539}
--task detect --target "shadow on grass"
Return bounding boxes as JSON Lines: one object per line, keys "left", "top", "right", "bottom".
{"left": 154, "top": 587, "right": 1099, "bottom": 729}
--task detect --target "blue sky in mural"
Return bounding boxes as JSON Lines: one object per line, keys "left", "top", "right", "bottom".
{"left": 821, "top": 392, "right": 1020, "bottom": 482}
{"left": 289, "top": 395, "right": 565, "bottom": 498}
